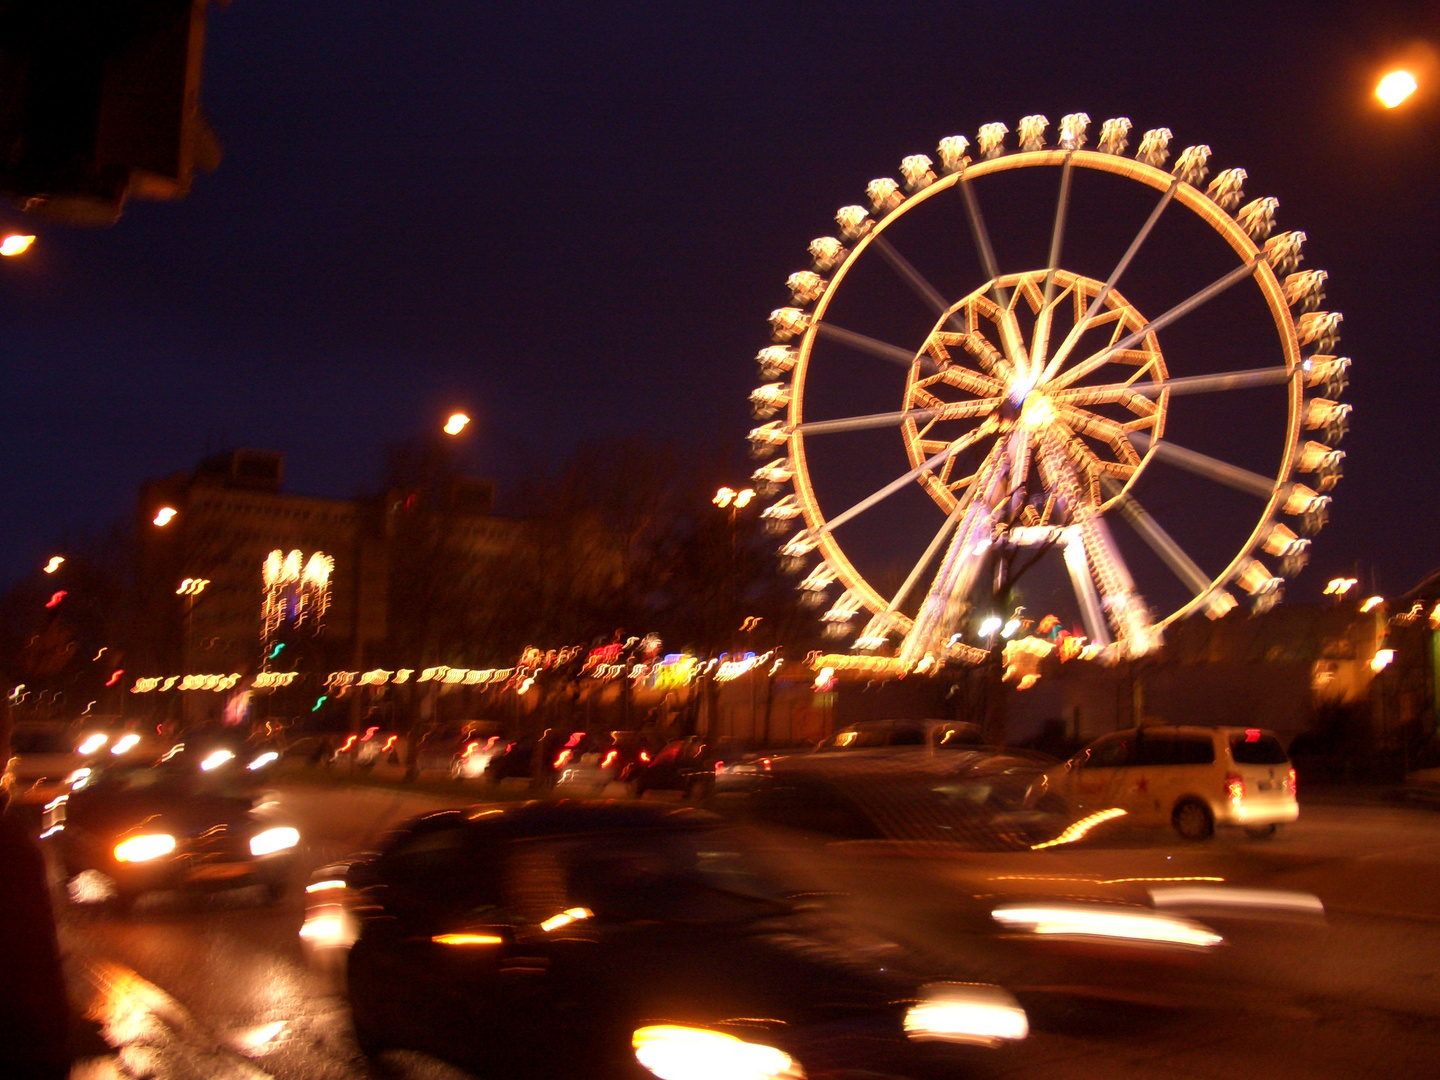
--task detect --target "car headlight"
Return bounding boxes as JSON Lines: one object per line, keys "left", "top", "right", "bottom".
{"left": 247, "top": 751, "right": 279, "bottom": 771}
{"left": 903, "top": 983, "right": 1029, "bottom": 1047}
{"left": 632, "top": 1025, "right": 804, "bottom": 1080}
{"left": 250, "top": 826, "right": 300, "bottom": 856}
{"left": 114, "top": 833, "right": 177, "bottom": 863}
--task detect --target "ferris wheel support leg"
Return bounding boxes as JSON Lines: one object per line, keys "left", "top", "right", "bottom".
{"left": 898, "top": 448, "right": 1009, "bottom": 666}
{"left": 1036, "top": 434, "right": 1161, "bottom": 658}
{"left": 1062, "top": 528, "right": 1112, "bottom": 647}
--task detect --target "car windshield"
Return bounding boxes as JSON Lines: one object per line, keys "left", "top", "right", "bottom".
{"left": 12, "top": 728, "right": 73, "bottom": 754}
{"left": 549, "top": 828, "right": 786, "bottom": 923}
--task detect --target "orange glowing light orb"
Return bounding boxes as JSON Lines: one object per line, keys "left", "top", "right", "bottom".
{"left": 153, "top": 506, "right": 178, "bottom": 526}
{"left": 1377, "top": 70, "right": 1417, "bottom": 108}
{"left": 444, "top": 412, "right": 470, "bottom": 435}
{"left": 0, "top": 234, "right": 35, "bottom": 256}
{"left": 43, "top": 555, "right": 64, "bottom": 574}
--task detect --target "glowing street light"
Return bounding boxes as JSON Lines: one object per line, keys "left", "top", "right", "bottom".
{"left": 176, "top": 578, "right": 210, "bottom": 596}
{"left": 1376, "top": 70, "right": 1417, "bottom": 109}
{"left": 443, "top": 412, "right": 470, "bottom": 435}
{"left": 977, "top": 616, "right": 1003, "bottom": 638}
{"left": 1323, "top": 577, "right": 1357, "bottom": 597}
{"left": 1359, "top": 596, "right": 1385, "bottom": 614}
{"left": 1371, "top": 648, "right": 1395, "bottom": 673}
{"left": 0, "top": 234, "right": 35, "bottom": 257}
{"left": 153, "top": 506, "right": 178, "bottom": 526}
{"left": 713, "top": 487, "right": 755, "bottom": 509}
{"left": 43, "top": 556, "right": 64, "bottom": 574}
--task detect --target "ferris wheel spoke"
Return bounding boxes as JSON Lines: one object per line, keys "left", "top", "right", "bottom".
{"left": 1099, "top": 477, "right": 1213, "bottom": 597}
{"left": 820, "top": 422, "right": 997, "bottom": 536}
{"left": 1050, "top": 256, "right": 1264, "bottom": 391}
{"left": 918, "top": 364, "right": 1006, "bottom": 399}
{"left": 870, "top": 234, "right": 967, "bottom": 333}
{"left": 959, "top": 176, "right": 1007, "bottom": 306}
{"left": 812, "top": 321, "right": 922, "bottom": 369}
{"left": 1042, "top": 156, "right": 1074, "bottom": 307}
{"left": 1040, "top": 178, "right": 1180, "bottom": 384}
{"left": 1128, "top": 431, "right": 1275, "bottom": 498}
{"left": 1052, "top": 365, "right": 1294, "bottom": 405}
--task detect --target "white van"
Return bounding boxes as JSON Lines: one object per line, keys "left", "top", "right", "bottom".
{"left": 1031, "top": 725, "right": 1298, "bottom": 840}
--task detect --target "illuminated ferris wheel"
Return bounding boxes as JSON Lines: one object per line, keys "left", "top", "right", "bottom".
{"left": 747, "top": 114, "right": 1349, "bottom": 670}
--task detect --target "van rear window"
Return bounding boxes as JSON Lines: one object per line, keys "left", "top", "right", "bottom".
{"left": 1229, "top": 733, "right": 1288, "bottom": 765}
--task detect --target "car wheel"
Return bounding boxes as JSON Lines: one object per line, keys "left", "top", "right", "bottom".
{"left": 1244, "top": 823, "right": 1278, "bottom": 839}
{"left": 1172, "top": 799, "right": 1214, "bottom": 841}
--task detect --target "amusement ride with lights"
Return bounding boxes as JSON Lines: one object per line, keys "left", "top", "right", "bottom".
{"left": 747, "top": 114, "right": 1350, "bottom": 678}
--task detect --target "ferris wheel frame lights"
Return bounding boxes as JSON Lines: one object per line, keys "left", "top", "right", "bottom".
{"left": 751, "top": 114, "right": 1348, "bottom": 667}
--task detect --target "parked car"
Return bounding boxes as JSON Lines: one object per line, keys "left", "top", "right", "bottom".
{"left": 626, "top": 737, "right": 763, "bottom": 800}
{"left": 555, "top": 730, "right": 646, "bottom": 793}
{"left": 304, "top": 802, "right": 1029, "bottom": 1077}
{"left": 813, "top": 718, "right": 984, "bottom": 755}
{"left": 1028, "top": 725, "right": 1299, "bottom": 840}
{"left": 48, "top": 750, "right": 300, "bottom": 908}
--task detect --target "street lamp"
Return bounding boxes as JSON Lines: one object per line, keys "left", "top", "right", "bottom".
{"left": 43, "top": 556, "right": 64, "bottom": 574}
{"left": 153, "top": 506, "right": 178, "bottom": 526}
{"left": 0, "top": 234, "right": 35, "bottom": 257}
{"left": 444, "top": 412, "right": 470, "bottom": 436}
{"left": 713, "top": 487, "right": 754, "bottom": 509}
{"left": 1377, "top": 70, "right": 1418, "bottom": 109}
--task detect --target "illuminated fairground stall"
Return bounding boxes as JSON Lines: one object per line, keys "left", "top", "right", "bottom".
{"left": 746, "top": 113, "right": 1348, "bottom": 698}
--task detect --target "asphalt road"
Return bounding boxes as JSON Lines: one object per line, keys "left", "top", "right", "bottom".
{"left": 51, "top": 779, "right": 1440, "bottom": 1080}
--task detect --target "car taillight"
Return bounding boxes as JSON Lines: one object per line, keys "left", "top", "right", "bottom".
{"left": 1225, "top": 772, "right": 1245, "bottom": 803}
{"left": 602, "top": 750, "right": 618, "bottom": 769}
{"left": 463, "top": 741, "right": 479, "bottom": 757}
{"left": 714, "top": 760, "right": 725, "bottom": 774}
{"left": 554, "top": 749, "right": 571, "bottom": 769}
{"left": 639, "top": 750, "right": 650, "bottom": 763}
{"left": 1286, "top": 767, "right": 1297, "bottom": 797}
{"left": 762, "top": 758, "right": 772, "bottom": 771}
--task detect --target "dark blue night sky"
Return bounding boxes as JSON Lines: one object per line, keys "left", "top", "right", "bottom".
{"left": 0, "top": 0, "right": 1435, "bottom": 601}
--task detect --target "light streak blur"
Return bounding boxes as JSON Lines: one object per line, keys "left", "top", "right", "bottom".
{"left": 104, "top": 669, "right": 125, "bottom": 687}
{"left": 110, "top": 734, "right": 141, "bottom": 755}
{"left": 176, "top": 577, "right": 210, "bottom": 596}
{"left": 77, "top": 733, "right": 109, "bottom": 755}
{"left": 1323, "top": 577, "right": 1357, "bottom": 596}
{"left": 541, "top": 907, "right": 592, "bottom": 932}
{"left": 153, "top": 506, "right": 178, "bottom": 526}
{"left": 1149, "top": 885, "right": 1324, "bottom": 915}
{"left": 0, "top": 233, "right": 35, "bottom": 256}
{"left": 45, "top": 590, "right": 67, "bottom": 608}
{"left": 1029, "top": 807, "right": 1126, "bottom": 849}
{"left": 444, "top": 412, "right": 471, "bottom": 435}
{"left": 1359, "top": 595, "right": 1385, "bottom": 613}
{"left": 67, "top": 767, "right": 92, "bottom": 789}
{"left": 305, "top": 879, "right": 347, "bottom": 893}
{"left": 903, "top": 983, "right": 1029, "bottom": 1046}
{"left": 1377, "top": 70, "right": 1417, "bottom": 107}
{"left": 114, "top": 833, "right": 177, "bottom": 863}
{"left": 43, "top": 555, "right": 63, "bottom": 573}
{"left": 247, "top": 751, "right": 279, "bottom": 770}
{"left": 200, "top": 749, "right": 234, "bottom": 771}
{"left": 250, "top": 826, "right": 300, "bottom": 856}
{"left": 432, "top": 933, "right": 504, "bottom": 946}
{"left": 977, "top": 616, "right": 1003, "bottom": 637}
{"left": 299, "top": 913, "right": 347, "bottom": 944}
{"left": 632, "top": 1025, "right": 804, "bottom": 1080}
{"left": 992, "top": 903, "right": 1223, "bottom": 948}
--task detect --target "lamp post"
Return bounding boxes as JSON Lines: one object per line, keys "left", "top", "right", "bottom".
{"left": 713, "top": 487, "right": 755, "bottom": 649}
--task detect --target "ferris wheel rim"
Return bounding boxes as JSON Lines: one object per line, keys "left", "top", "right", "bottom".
{"left": 781, "top": 140, "right": 1311, "bottom": 644}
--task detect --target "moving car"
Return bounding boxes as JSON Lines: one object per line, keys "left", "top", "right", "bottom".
{"left": 1028, "top": 725, "right": 1299, "bottom": 840}
{"left": 47, "top": 750, "right": 300, "bottom": 908}
{"left": 305, "top": 802, "right": 1028, "bottom": 1078}
{"left": 555, "top": 730, "right": 646, "bottom": 793}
